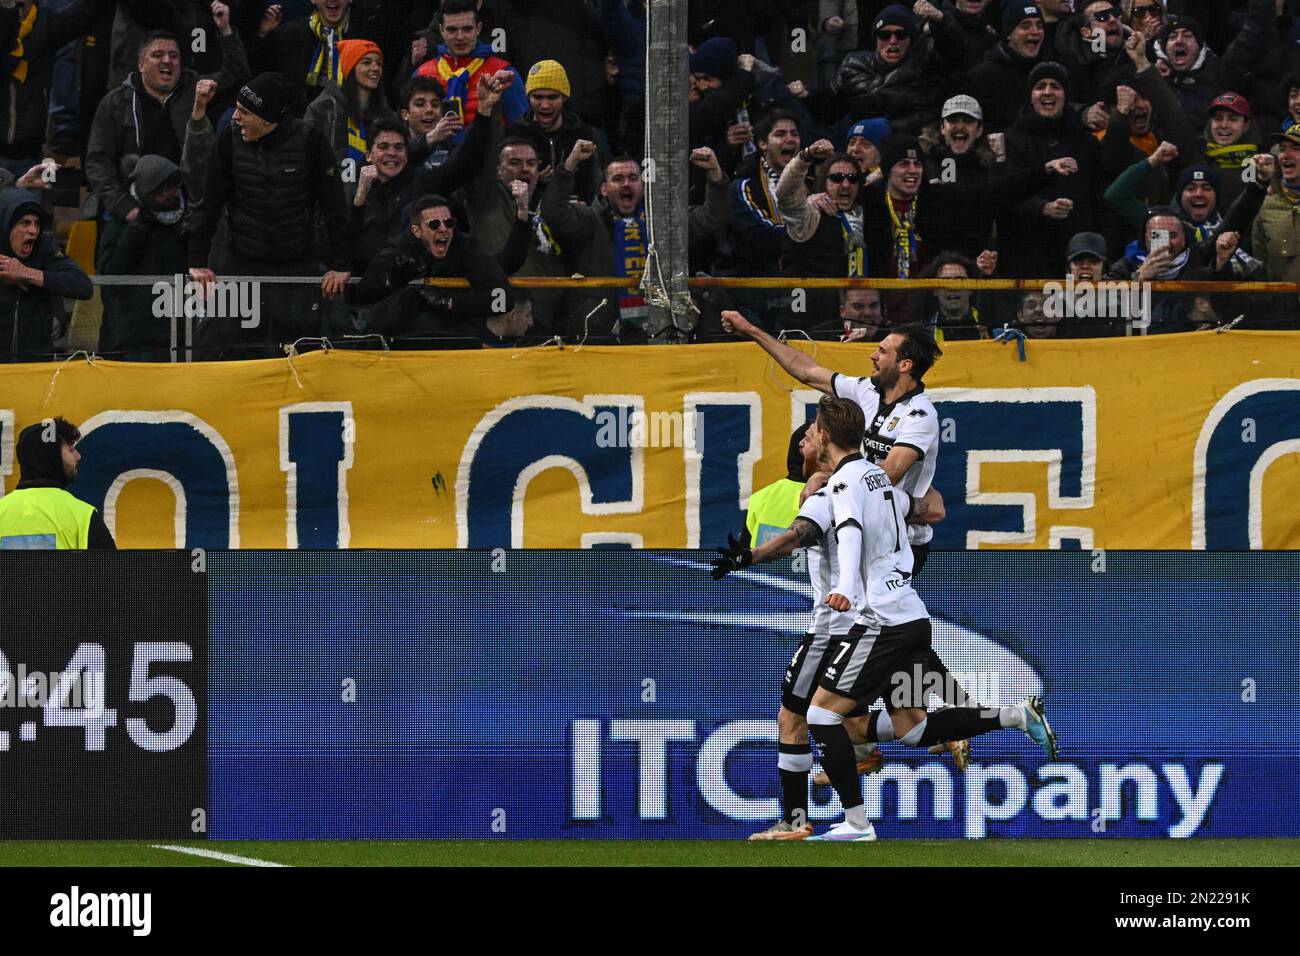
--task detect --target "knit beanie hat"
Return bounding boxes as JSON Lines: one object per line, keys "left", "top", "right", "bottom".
{"left": 525, "top": 59, "right": 571, "bottom": 97}
{"left": 1029, "top": 61, "right": 1070, "bottom": 89}
{"left": 338, "top": 39, "right": 382, "bottom": 80}
{"left": 1001, "top": 3, "right": 1043, "bottom": 39}
{"left": 872, "top": 4, "right": 919, "bottom": 39}
{"left": 880, "top": 133, "right": 923, "bottom": 174}
{"left": 1159, "top": 15, "right": 1204, "bottom": 49}
{"left": 237, "top": 72, "right": 292, "bottom": 123}
{"left": 1174, "top": 164, "right": 1219, "bottom": 198}
{"left": 689, "top": 37, "right": 737, "bottom": 80}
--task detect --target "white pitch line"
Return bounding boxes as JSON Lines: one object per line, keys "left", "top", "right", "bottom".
{"left": 150, "top": 844, "right": 289, "bottom": 867}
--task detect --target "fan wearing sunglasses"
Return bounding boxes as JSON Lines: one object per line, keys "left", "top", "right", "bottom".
{"left": 355, "top": 193, "right": 514, "bottom": 343}
{"left": 1054, "top": 1, "right": 1133, "bottom": 128}
{"left": 776, "top": 139, "right": 868, "bottom": 329}
{"left": 1123, "top": 0, "right": 1164, "bottom": 34}
{"left": 832, "top": 2, "right": 966, "bottom": 134}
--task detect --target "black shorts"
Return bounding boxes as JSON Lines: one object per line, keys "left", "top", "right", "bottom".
{"left": 911, "top": 543, "right": 929, "bottom": 576}
{"left": 817, "top": 618, "right": 933, "bottom": 707}
{"left": 780, "top": 632, "right": 841, "bottom": 716}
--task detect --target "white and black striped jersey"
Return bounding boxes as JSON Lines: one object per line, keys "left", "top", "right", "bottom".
{"left": 827, "top": 454, "right": 929, "bottom": 627}
{"left": 796, "top": 488, "right": 858, "bottom": 635}
{"left": 831, "top": 373, "right": 940, "bottom": 546}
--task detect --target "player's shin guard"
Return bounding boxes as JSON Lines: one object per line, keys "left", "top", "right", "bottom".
{"left": 807, "top": 705, "right": 865, "bottom": 818}
{"left": 777, "top": 743, "right": 814, "bottom": 826}
{"left": 916, "top": 707, "right": 1004, "bottom": 746}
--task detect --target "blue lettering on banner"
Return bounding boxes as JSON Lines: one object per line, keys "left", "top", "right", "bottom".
{"left": 928, "top": 389, "right": 1094, "bottom": 549}
{"left": 458, "top": 397, "right": 641, "bottom": 548}
{"left": 1194, "top": 381, "right": 1300, "bottom": 550}
{"left": 688, "top": 400, "right": 760, "bottom": 549}
{"left": 281, "top": 404, "right": 354, "bottom": 549}
{"left": 73, "top": 413, "right": 240, "bottom": 549}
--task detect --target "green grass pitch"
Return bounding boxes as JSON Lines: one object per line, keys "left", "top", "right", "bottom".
{"left": 1, "top": 839, "right": 1297, "bottom": 867}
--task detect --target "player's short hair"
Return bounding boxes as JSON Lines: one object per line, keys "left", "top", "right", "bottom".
{"left": 401, "top": 74, "right": 443, "bottom": 109}
{"left": 887, "top": 326, "right": 943, "bottom": 380}
{"left": 815, "top": 396, "right": 866, "bottom": 451}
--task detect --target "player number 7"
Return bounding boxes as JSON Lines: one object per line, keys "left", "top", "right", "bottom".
{"left": 832, "top": 641, "right": 851, "bottom": 665}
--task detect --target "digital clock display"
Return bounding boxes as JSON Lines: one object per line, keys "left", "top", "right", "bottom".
{"left": 0, "top": 552, "right": 205, "bottom": 839}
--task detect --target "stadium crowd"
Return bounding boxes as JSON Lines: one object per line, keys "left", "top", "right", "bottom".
{"left": 3, "top": 0, "right": 1300, "bottom": 359}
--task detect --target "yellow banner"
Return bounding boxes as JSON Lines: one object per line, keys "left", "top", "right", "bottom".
{"left": 1, "top": 332, "right": 1297, "bottom": 549}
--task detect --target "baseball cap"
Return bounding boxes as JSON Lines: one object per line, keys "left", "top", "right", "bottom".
{"left": 1209, "top": 92, "right": 1251, "bottom": 119}
{"left": 1065, "top": 232, "right": 1107, "bottom": 262}
{"left": 942, "top": 95, "right": 983, "bottom": 121}
{"left": 1271, "top": 120, "right": 1300, "bottom": 146}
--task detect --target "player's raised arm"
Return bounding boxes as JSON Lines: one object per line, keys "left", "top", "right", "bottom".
{"left": 710, "top": 518, "right": 821, "bottom": 579}
{"left": 721, "top": 310, "right": 836, "bottom": 393}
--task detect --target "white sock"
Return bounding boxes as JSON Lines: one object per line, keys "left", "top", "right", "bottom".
{"left": 999, "top": 705, "right": 1026, "bottom": 729}
{"left": 853, "top": 742, "right": 878, "bottom": 761}
{"left": 874, "top": 711, "right": 895, "bottom": 742}
{"left": 899, "top": 718, "right": 927, "bottom": 747}
{"left": 844, "top": 805, "right": 870, "bottom": 829}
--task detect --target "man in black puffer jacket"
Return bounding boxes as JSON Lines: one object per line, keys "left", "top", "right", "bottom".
{"left": 355, "top": 192, "right": 513, "bottom": 344}
{"left": 188, "top": 72, "right": 352, "bottom": 358}
{"left": 963, "top": 3, "right": 1051, "bottom": 134}
{"left": 833, "top": 2, "right": 965, "bottom": 135}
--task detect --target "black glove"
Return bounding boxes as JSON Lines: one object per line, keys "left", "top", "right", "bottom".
{"left": 710, "top": 532, "right": 753, "bottom": 580}
{"left": 415, "top": 285, "right": 452, "bottom": 311}
{"left": 388, "top": 253, "right": 422, "bottom": 287}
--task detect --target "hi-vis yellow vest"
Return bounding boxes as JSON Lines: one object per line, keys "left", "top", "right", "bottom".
{"left": 745, "top": 478, "right": 804, "bottom": 547}
{"left": 0, "top": 487, "right": 95, "bottom": 549}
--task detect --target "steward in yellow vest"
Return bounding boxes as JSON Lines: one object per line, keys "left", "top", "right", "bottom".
{"left": 0, "top": 417, "right": 116, "bottom": 549}
{"left": 745, "top": 423, "right": 813, "bottom": 547}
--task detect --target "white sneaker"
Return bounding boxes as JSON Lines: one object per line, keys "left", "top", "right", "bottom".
{"left": 806, "top": 819, "right": 878, "bottom": 842}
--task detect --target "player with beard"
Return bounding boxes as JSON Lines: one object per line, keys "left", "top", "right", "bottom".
{"left": 712, "top": 419, "right": 946, "bottom": 839}
{"left": 721, "top": 310, "right": 979, "bottom": 767}
{"left": 802, "top": 396, "right": 1058, "bottom": 841}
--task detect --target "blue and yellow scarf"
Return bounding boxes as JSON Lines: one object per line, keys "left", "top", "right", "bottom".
{"left": 307, "top": 11, "right": 349, "bottom": 89}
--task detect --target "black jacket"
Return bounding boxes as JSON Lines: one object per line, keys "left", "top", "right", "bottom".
{"left": 504, "top": 109, "right": 602, "bottom": 203}
{"left": 918, "top": 131, "right": 1050, "bottom": 259}
{"left": 190, "top": 117, "right": 351, "bottom": 270}
{"left": 833, "top": 11, "right": 965, "bottom": 133}
{"left": 355, "top": 229, "right": 513, "bottom": 340}
{"left": 1002, "top": 105, "right": 1104, "bottom": 279}
{"left": 86, "top": 30, "right": 249, "bottom": 220}
{"left": 350, "top": 112, "right": 493, "bottom": 272}
{"left": 944, "top": 0, "right": 1000, "bottom": 73}
{"left": 963, "top": 40, "right": 1051, "bottom": 135}
{"left": 0, "top": 190, "right": 93, "bottom": 361}
{"left": 1053, "top": 15, "right": 1133, "bottom": 109}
